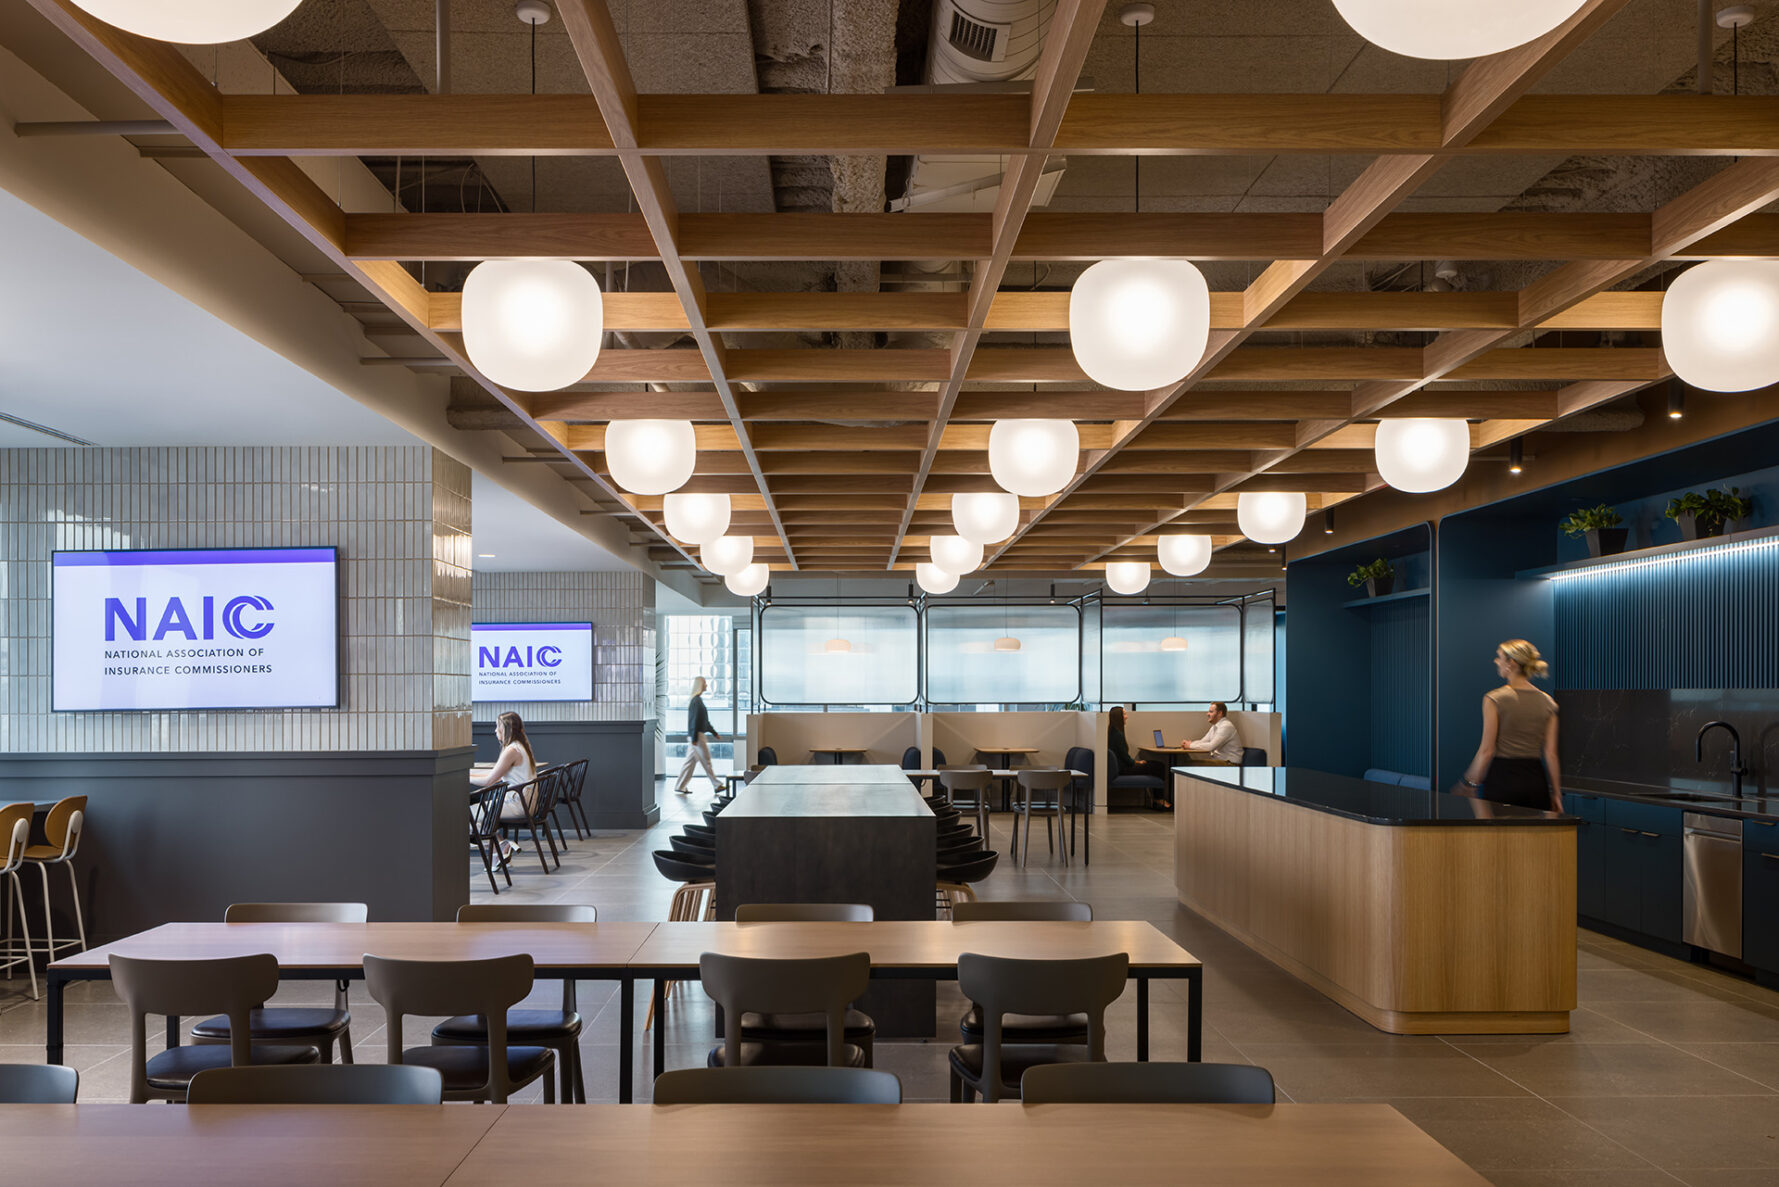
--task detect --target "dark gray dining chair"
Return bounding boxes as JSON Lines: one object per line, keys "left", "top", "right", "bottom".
{"left": 948, "top": 952, "right": 1129, "bottom": 1104}
{"left": 700, "top": 951, "right": 872, "bottom": 1069}
{"left": 364, "top": 953, "right": 555, "bottom": 1104}
{"left": 1021, "top": 1061, "right": 1275, "bottom": 1105}
{"left": 111, "top": 953, "right": 321, "bottom": 1103}
{"left": 1012, "top": 769, "right": 1074, "bottom": 868}
{"left": 430, "top": 904, "right": 595, "bottom": 1103}
{"left": 733, "top": 904, "right": 876, "bottom": 1064}
{"left": 190, "top": 902, "right": 367, "bottom": 1064}
{"left": 653, "top": 1066, "right": 901, "bottom": 1105}
{"left": 940, "top": 768, "right": 995, "bottom": 839}
{"left": 952, "top": 901, "right": 1092, "bottom": 1047}
{"left": 187, "top": 1063, "right": 445, "bottom": 1105}
{"left": 0, "top": 1063, "right": 78, "bottom": 1103}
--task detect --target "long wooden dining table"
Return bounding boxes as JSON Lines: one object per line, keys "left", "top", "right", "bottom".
{"left": 45, "top": 920, "right": 1202, "bottom": 1104}
{"left": 0, "top": 1103, "right": 1488, "bottom": 1185}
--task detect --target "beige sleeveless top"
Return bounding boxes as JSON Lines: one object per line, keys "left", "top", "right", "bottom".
{"left": 1486, "top": 686, "right": 1558, "bottom": 758}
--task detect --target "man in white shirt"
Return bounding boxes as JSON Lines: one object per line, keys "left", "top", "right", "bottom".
{"left": 1183, "top": 702, "right": 1245, "bottom": 765}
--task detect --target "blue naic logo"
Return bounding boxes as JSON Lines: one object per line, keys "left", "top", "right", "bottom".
{"left": 479, "top": 644, "right": 563, "bottom": 670}
{"left": 104, "top": 596, "right": 275, "bottom": 642}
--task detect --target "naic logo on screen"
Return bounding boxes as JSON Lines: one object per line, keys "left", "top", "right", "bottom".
{"left": 480, "top": 643, "right": 563, "bottom": 670}
{"left": 103, "top": 596, "right": 276, "bottom": 642}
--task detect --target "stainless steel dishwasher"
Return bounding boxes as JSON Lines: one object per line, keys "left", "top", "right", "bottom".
{"left": 1683, "top": 813, "right": 1743, "bottom": 958}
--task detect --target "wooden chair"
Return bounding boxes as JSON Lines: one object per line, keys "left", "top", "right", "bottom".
{"left": 499, "top": 775, "right": 559, "bottom": 874}
{"left": 21, "top": 795, "right": 86, "bottom": 962}
{"left": 190, "top": 903, "right": 366, "bottom": 1064}
{"left": 111, "top": 953, "right": 321, "bottom": 1103}
{"left": 557, "top": 758, "right": 592, "bottom": 839}
{"left": 365, "top": 953, "right": 555, "bottom": 1104}
{"left": 653, "top": 1066, "right": 901, "bottom": 1105}
{"left": 0, "top": 804, "right": 37, "bottom": 1000}
{"left": 432, "top": 904, "right": 595, "bottom": 1103}
{"left": 1021, "top": 1061, "right": 1275, "bottom": 1104}
{"left": 700, "top": 952, "right": 872, "bottom": 1069}
{"left": 948, "top": 952, "right": 1128, "bottom": 1103}
{"left": 187, "top": 1064, "right": 445, "bottom": 1105}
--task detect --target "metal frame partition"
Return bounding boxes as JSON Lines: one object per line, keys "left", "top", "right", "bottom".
{"left": 1093, "top": 589, "right": 1279, "bottom": 710}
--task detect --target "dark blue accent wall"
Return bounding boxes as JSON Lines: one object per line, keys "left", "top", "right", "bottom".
{"left": 1553, "top": 538, "right": 1779, "bottom": 690}
{"left": 1369, "top": 596, "right": 1431, "bottom": 773}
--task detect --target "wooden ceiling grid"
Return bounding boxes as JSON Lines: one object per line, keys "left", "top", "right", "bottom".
{"left": 28, "top": 0, "right": 1779, "bottom": 578}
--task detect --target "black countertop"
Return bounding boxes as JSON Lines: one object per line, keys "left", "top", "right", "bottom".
{"left": 1175, "top": 766, "right": 1573, "bottom": 827}
{"left": 1565, "top": 775, "right": 1779, "bottom": 822}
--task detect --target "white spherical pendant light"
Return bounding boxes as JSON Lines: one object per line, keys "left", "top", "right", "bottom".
{"left": 69, "top": 0, "right": 304, "bottom": 42}
{"left": 603, "top": 420, "right": 696, "bottom": 496}
{"left": 929, "top": 534, "right": 985, "bottom": 576}
{"left": 1662, "top": 261, "right": 1779, "bottom": 393}
{"left": 701, "top": 534, "right": 753, "bottom": 577}
{"left": 951, "top": 491, "right": 1021, "bottom": 545}
{"left": 461, "top": 260, "right": 603, "bottom": 392}
{"left": 1374, "top": 418, "right": 1471, "bottom": 493}
{"left": 1069, "top": 259, "right": 1212, "bottom": 391}
{"left": 1157, "top": 534, "right": 1213, "bottom": 577}
{"left": 1332, "top": 0, "right": 1588, "bottom": 60}
{"left": 988, "top": 420, "right": 1079, "bottom": 498}
{"left": 1105, "top": 561, "right": 1152, "bottom": 596}
{"left": 724, "top": 563, "right": 769, "bottom": 597}
{"left": 1237, "top": 492, "right": 1307, "bottom": 545}
{"left": 916, "top": 563, "right": 959, "bottom": 595}
{"left": 663, "top": 492, "right": 730, "bottom": 545}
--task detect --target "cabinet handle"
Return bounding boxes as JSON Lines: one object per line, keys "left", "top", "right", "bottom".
{"left": 1641, "top": 831, "right": 1660, "bottom": 838}
{"left": 1762, "top": 853, "right": 1779, "bottom": 864}
{"left": 1619, "top": 827, "right": 1638, "bottom": 835}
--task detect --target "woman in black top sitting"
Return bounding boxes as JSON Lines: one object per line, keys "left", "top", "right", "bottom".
{"left": 674, "top": 676, "right": 723, "bottom": 795}
{"left": 1108, "top": 705, "right": 1170, "bottom": 810}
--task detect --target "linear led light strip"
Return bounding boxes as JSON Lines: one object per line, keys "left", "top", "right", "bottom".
{"left": 1545, "top": 535, "right": 1779, "bottom": 582}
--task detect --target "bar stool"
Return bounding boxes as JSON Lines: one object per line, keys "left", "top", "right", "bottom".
{"left": 22, "top": 796, "right": 86, "bottom": 961}
{"left": 0, "top": 803, "right": 38, "bottom": 1000}
{"left": 648, "top": 850, "right": 716, "bottom": 1031}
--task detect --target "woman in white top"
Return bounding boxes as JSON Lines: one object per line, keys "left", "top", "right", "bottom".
{"left": 473, "top": 712, "right": 540, "bottom": 861}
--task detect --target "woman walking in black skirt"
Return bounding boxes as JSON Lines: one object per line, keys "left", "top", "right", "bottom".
{"left": 1458, "top": 639, "right": 1562, "bottom": 812}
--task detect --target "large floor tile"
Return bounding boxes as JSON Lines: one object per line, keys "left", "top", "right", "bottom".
{"left": 1453, "top": 1042, "right": 1774, "bottom": 1098}
{"left": 1554, "top": 1096, "right": 1779, "bottom": 1170}
{"left": 1234, "top": 1042, "right": 1531, "bottom": 1099}
{"left": 1387, "top": 1097, "right": 1656, "bottom": 1173}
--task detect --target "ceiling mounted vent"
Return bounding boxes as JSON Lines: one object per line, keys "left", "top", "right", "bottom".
{"left": 947, "top": 9, "right": 1010, "bottom": 63}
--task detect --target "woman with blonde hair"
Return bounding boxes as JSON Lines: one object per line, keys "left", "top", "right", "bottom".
{"left": 674, "top": 675, "right": 722, "bottom": 795}
{"left": 1459, "top": 639, "right": 1561, "bottom": 811}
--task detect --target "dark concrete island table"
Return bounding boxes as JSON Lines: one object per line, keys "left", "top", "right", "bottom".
{"left": 1174, "top": 766, "right": 1578, "bottom": 1035}
{"left": 715, "top": 764, "right": 937, "bottom": 1035}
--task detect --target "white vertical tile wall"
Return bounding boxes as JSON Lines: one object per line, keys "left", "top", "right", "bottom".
{"left": 471, "top": 569, "right": 656, "bottom": 722}
{"left": 0, "top": 447, "right": 473, "bottom": 753}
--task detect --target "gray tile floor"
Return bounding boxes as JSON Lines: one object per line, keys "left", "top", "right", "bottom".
{"left": 6, "top": 780, "right": 1779, "bottom": 1185}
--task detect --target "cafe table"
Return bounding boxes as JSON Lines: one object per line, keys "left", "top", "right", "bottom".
{"left": 0, "top": 1103, "right": 1487, "bottom": 1185}
{"left": 807, "top": 746, "right": 871, "bottom": 765}
{"left": 628, "top": 919, "right": 1202, "bottom": 1074}
{"left": 45, "top": 921, "right": 659, "bottom": 1102}
{"left": 968, "top": 745, "right": 1040, "bottom": 809}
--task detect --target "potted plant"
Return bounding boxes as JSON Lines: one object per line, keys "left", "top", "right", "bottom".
{"left": 1560, "top": 504, "right": 1628, "bottom": 558}
{"left": 1347, "top": 557, "right": 1396, "bottom": 598}
{"left": 1665, "top": 487, "right": 1753, "bottom": 541}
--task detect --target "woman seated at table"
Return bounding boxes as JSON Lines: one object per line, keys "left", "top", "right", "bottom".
{"left": 473, "top": 711, "right": 539, "bottom": 862}
{"left": 1108, "top": 705, "right": 1171, "bottom": 810}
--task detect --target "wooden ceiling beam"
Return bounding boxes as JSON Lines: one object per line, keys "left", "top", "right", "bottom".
{"left": 554, "top": 0, "right": 794, "bottom": 568}
{"left": 223, "top": 93, "right": 1779, "bottom": 158}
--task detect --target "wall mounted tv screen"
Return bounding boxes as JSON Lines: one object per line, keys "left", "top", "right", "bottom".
{"left": 472, "top": 622, "right": 595, "bottom": 703}
{"left": 52, "top": 547, "right": 341, "bottom": 712}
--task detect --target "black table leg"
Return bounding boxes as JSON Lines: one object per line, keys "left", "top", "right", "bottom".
{"left": 1136, "top": 977, "right": 1149, "bottom": 1061}
{"left": 46, "top": 973, "right": 66, "bottom": 1065}
{"left": 652, "top": 978, "right": 666, "bottom": 1077}
{"left": 1187, "top": 969, "right": 1203, "bottom": 1062}
{"left": 618, "top": 975, "right": 634, "bottom": 1104}
{"left": 167, "top": 1014, "right": 181, "bottom": 1049}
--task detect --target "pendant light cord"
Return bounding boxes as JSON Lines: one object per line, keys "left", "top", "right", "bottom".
{"left": 531, "top": 18, "right": 538, "bottom": 214}
{"left": 1132, "top": 21, "right": 1140, "bottom": 214}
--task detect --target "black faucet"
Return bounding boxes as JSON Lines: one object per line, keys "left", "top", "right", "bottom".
{"left": 1697, "top": 721, "right": 1749, "bottom": 798}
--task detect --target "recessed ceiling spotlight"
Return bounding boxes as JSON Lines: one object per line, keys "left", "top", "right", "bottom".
{"left": 1667, "top": 381, "right": 1686, "bottom": 420}
{"left": 1508, "top": 439, "right": 1524, "bottom": 474}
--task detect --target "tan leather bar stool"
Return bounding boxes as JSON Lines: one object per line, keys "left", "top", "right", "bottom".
{"left": 22, "top": 796, "right": 86, "bottom": 962}
{"left": 0, "top": 803, "right": 38, "bottom": 1000}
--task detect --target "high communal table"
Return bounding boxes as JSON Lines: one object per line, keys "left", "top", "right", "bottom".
{"left": 630, "top": 919, "right": 1202, "bottom": 1078}
{"left": 46, "top": 920, "right": 1202, "bottom": 1104}
{"left": 0, "top": 1103, "right": 1488, "bottom": 1186}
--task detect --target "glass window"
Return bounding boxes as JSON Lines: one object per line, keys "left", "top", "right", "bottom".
{"left": 759, "top": 604, "right": 918, "bottom": 706}
{"left": 926, "top": 603, "right": 1080, "bottom": 706}
{"left": 1101, "top": 603, "right": 1241, "bottom": 704}
{"left": 665, "top": 615, "right": 739, "bottom": 764}
{"left": 1243, "top": 597, "right": 1276, "bottom": 704}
